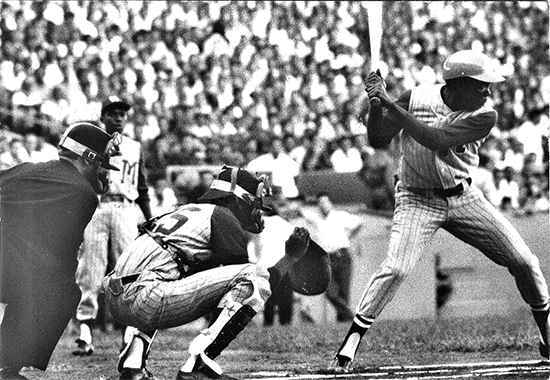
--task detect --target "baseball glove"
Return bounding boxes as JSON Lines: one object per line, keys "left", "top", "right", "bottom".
{"left": 288, "top": 240, "right": 331, "bottom": 296}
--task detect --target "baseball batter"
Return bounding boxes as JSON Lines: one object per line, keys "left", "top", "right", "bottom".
{"left": 73, "top": 96, "right": 153, "bottom": 356}
{"left": 103, "top": 166, "right": 311, "bottom": 380}
{"left": 329, "top": 50, "right": 550, "bottom": 372}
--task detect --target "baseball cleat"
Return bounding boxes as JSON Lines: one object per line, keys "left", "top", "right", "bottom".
{"left": 119, "top": 367, "right": 154, "bottom": 380}
{"left": 72, "top": 339, "right": 94, "bottom": 356}
{"left": 540, "top": 341, "right": 549, "bottom": 361}
{"left": 321, "top": 355, "right": 353, "bottom": 374}
{"left": 0, "top": 368, "right": 29, "bottom": 379}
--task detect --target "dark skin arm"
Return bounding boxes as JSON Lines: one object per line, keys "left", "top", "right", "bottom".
{"left": 365, "top": 72, "right": 496, "bottom": 151}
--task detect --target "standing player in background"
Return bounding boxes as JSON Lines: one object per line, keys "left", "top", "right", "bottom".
{"left": 328, "top": 50, "right": 550, "bottom": 372}
{"left": 73, "top": 97, "right": 153, "bottom": 356}
{"left": 0, "top": 123, "right": 121, "bottom": 379}
{"left": 303, "top": 193, "right": 364, "bottom": 322}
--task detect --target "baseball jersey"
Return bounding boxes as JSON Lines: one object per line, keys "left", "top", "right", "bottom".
{"left": 106, "top": 136, "right": 147, "bottom": 202}
{"left": 112, "top": 203, "right": 249, "bottom": 280}
{"left": 397, "top": 84, "right": 498, "bottom": 189}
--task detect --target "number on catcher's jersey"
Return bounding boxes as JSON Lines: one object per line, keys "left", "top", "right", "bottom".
{"left": 151, "top": 205, "right": 202, "bottom": 236}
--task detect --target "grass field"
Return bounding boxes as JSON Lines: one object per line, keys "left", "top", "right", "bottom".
{"left": 19, "top": 309, "right": 549, "bottom": 380}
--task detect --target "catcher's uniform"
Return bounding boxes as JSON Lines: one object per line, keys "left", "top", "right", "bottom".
{"left": 357, "top": 85, "right": 549, "bottom": 319}
{"left": 104, "top": 203, "right": 271, "bottom": 331}
{"left": 75, "top": 135, "right": 151, "bottom": 323}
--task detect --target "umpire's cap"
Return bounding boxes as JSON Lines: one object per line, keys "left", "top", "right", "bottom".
{"left": 101, "top": 95, "right": 131, "bottom": 116}
{"left": 59, "top": 122, "right": 121, "bottom": 171}
{"left": 442, "top": 50, "right": 504, "bottom": 83}
{"left": 198, "top": 165, "right": 272, "bottom": 211}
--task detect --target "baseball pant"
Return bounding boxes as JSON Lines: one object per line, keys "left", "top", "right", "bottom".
{"left": 75, "top": 200, "right": 139, "bottom": 322}
{"left": 326, "top": 248, "right": 354, "bottom": 322}
{"left": 356, "top": 184, "right": 549, "bottom": 319}
{"left": 104, "top": 243, "right": 272, "bottom": 331}
{"left": 264, "top": 274, "right": 294, "bottom": 326}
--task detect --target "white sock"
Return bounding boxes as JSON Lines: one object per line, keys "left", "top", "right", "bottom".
{"left": 79, "top": 322, "right": 92, "bottom": 344}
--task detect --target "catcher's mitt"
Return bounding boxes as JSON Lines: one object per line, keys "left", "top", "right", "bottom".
{"left": 288, "top": 240, "right": 331, "bottom": 296}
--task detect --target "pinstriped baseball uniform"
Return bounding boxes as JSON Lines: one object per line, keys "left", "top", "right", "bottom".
{"left": 356, "top": 84, "right": 549, "bottom": 319}
{"left": 104, "top": 203, "right": 272, "bottom": 331}
{"left": 75, "top": 135, "right": 150, "bottom": 322}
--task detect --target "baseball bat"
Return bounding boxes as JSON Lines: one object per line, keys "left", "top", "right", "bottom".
{"left": 366, "top": 1, "right": 383, "bottom": 106}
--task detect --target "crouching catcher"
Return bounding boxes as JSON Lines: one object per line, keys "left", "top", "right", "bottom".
{"left": 104, "top": 165, "right": 312, "bottom": 380}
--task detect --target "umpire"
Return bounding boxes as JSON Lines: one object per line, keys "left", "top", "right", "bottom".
{"left": 0, "top": 123, "right": 121, "bottom": 379}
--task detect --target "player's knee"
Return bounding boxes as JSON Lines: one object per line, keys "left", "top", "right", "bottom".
{"left": 235, "top": 264, "right": 272, "bottom": 311}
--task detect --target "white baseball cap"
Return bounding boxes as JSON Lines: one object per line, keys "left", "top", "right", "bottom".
{"left": 442, "top": 50, "right": 505, "bottom": 83}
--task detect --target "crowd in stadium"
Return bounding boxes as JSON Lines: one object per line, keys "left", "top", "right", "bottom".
{"left": 0, "top": 1, "right": 548, "bottom": 214}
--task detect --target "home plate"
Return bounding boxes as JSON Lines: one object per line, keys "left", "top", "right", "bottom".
{"left": 245, "top": 360, "right": 549, "bottom": 379}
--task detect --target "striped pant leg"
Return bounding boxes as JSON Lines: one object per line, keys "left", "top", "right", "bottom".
{"left": 110, "top": 202, "right": 139, "bottom": 264}
{"left": 120, "top": 264, "right": 271, "bottom": 331}
{"left": 356, "top": 190, "right": 447, "bottom": 319}
{"left": 445, "top": 188, "right": 549, "bottom": 307}
{"left": 75, "top": 204, "right": 110, "bottom": 321}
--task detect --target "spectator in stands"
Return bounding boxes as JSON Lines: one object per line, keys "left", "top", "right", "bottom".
{"left": 509, "top": 107, "right": 547, "bottom": 171}
{"left": 472, "top": 153, "right": 499, "bottom": 207}
{"left": 22, "top": 133, "right": 58, "bottom": 163}
{"left": 501, "top": 137, "right": 525, "bottom": 173}
{"left": 330, "top": 134, "right": 363, "bottom": 173}
{"left": 495, "top": 166, "right": 520, "bottom": 211}
{"left": 519, "top": 171, "right": 550, "bottom": 216}
{"left": 301, "top": 132, "right": 332, "bottom": 172}
{"left": 0, "top": 136, "right": 30, "bottom": 167}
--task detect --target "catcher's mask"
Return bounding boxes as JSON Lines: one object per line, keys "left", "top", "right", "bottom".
{"left": 198, "top": 166, "right": 272, "bottom": 232}
{"left": 59, "top": 122, "right": 121, "bottom": 171}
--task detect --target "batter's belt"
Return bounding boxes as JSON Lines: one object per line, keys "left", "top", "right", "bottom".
{"left": 401, "top": 177, "right": 472, "bottom": 198}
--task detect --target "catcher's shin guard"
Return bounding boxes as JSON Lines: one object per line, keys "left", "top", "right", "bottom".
{"left": 197, "top": 302, "right": 256, "bottom": 360}
{"left": 182, "top": 302, "right": 256, "bottom": 375}
{"left": 118, "top": 329, "right": 157, "bottom": 373}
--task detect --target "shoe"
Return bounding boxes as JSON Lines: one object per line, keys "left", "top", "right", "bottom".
{"left": 119, "top": 367, "right": 154, "bottom": 380}
{"left": 0, "top": 368, "right": 29, "bottom": 379}
{"left": 72, "top": 339, "right": 94, "bottom": 356}
{"left": 540, "top": 340, "right": 549, "bottom": 361}
{"left": 176, "top": 356, "right": 238, "bottom": 380}
{"left": 320, "top": 355, "right": 353, "bottom": 374}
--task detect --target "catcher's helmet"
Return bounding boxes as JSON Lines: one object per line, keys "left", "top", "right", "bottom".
{"left": 198, "top": 165, "right": 272, "bottom": 211}
{"left": 59, "top": 122, "right": 121, "bottom": 171}
{"left": 442, "top": 50, "right": 504, "bottom": 83}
